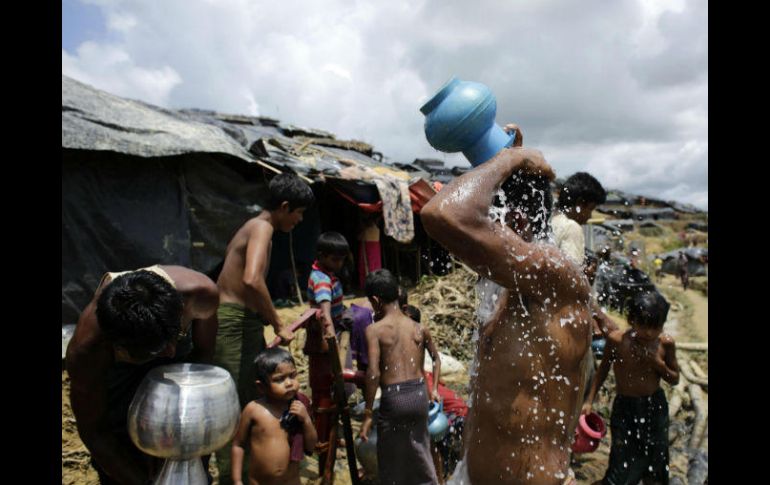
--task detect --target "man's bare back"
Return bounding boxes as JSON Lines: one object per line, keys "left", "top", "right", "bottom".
{"left": 358, "top": 273, "right": 442, "bottom": 444}
{"left": 367, "top": 313, "right": 430, "bottom": 386}
{"left": 357, "top": 275, "right": 442, "bottom": 485}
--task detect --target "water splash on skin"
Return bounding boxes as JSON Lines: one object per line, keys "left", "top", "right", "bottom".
{"left": 476, "top": 277, "right": 505, "bottom": 326}
{"left": 488, "top": 188, "right": 511, "bottom": 228}
{"left": 441, "top": 177, "right": 481, "bottom": 212}
{"left": 450, "top": 175, "right": 590, "bottom": 483}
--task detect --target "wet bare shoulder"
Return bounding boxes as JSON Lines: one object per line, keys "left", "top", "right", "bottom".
{"left": 249, "top": 400, "right": 279, "bottom": 426}
{"left": 660, "top": 333, "right": 676, "bottom": 346}
{"left": 242, "top": 401, "right": 263, "bottom": 422}
{"left": 232, "top": 217, "right": 269, "bottom": 246}
{"left": 163, "top": 266, "right": 217, "bottom": 293}
{"left": 248, "top": 217, "right": 273, "bottom": 234}
{"left": 412, "top": 321, "right": 428, "bottom": 343}
{"left": 365, "top": 321, "right": 383, "bottom": 339}
{"left": 611, "top": 331, "right": 634, "bottom": 358}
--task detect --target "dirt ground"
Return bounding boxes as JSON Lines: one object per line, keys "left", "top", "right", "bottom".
{"left": 62, "top": 276, "right": 707, "bottom": 484}
{"left": 569, "top": 268, "right": 708, "bottom": 483}
{"left": 661, "top": 274, "right": 708, "bottom": 341}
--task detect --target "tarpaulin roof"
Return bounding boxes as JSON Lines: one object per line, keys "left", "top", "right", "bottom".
{"left": 62, "top": 75, "right": 414, "bottom": 189}
{"left": 62, "top": 76, "right": 433, "bottom": 322}
{"left": 62, "top": 75, "right": 255, "bottom": 161}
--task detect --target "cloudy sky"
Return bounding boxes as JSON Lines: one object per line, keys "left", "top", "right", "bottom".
{"left": 62, "top": 0, "right": 707, "bottom": 209}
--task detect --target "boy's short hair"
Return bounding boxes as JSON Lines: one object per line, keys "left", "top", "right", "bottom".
{"left": 316, "top": 231, "right": 350, "bottom": 256}
{"left": 398, "top": 286, "right": 408, "bottom": 307}
{"left": 266, "top": 173, "right": 315, "bottom": 211}
{"left": 556, "top": 172, "right": 607, "bottom": 210}
{"left": 496, "top": 173, "right": 553, "bottom": 240}
{"left": 253, "top": 347, "right": 296, "bottom": 384}
{"left": 365, "top": 269, "right": 399, "bottom": 304}
{"left": 627, "top": 291, "right": 670, "bottom": 329}
{"left": 96, "top": 270, "right": 183, "bottom": 360}
{"left": 403, "top": 304, "right": 421, "bottom": 323}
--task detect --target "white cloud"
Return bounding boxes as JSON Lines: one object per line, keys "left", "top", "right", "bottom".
{"left": 106, "top": 11, "right": 136, "bottom": 32}
{"left": 322, "top": 64, "right": 353, "bottom": 82}
{"left": 541, "top": 138, "right": 707, "bottom": 209}
{"left": 62, "top": 0, "right": 707, "bottom": 208}
{"left": 62, "top": 42, "right": 181, "bottom": 107}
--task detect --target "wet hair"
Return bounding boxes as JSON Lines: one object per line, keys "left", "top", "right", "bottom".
{"left": 266, "top": 172, "right": 315, "bottom": 211}
{"left": 316, "top": 231, "right": 350, "bottom": 256}
{"left": 495, "top": 173, "right": 553, "bottom": 240}
{"left": 96, "top": 270, "right": 182, "bottom": 359}
{"left": 403, "top": 304, "right": 422, "bottom": 323}
{"left": 627, "top": 291, "right": 670, "bottom": 329}
{"left": 556, "top": 172, "right": 607, "bottom": 210}
{"left": 365, "top": 269, "right": 399, "bottom": 304}
{"left": 398, "top": 286, "right": 408, "bottom": 307}
{"left": 253, "top": 347, "right": 296, "bottom": 384}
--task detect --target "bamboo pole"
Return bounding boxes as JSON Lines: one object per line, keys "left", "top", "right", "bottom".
{"left": 289, "top": 232, "right": 304, "bottom": 304}
{"left": 688, "top": 383, "right": 708, "bottom": 449}
{"left": 680, "top": 359, "right": 708, "bottom": 389}
{"left": 677, "top": 342, "right": 708, "bottom": 351}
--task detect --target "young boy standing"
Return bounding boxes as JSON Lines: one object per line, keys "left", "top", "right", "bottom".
{"left": 231, "top": 347, "right": 317, "bottom": 485}
{"left": 215, "top": 173, "right": 315, "bottom": 401}
{"left": 306, "top": 231, "right": 350, "bottom": 340}
{"left": 303, "top": 231, "right": 350, "bottom": 464}
{"left": 215, "top": 172, "right": 314, "bottom": 484}
{"left": 358, "top": 269, "right": 441, "bottom": 485}
{"left": 582, "top": 291, "right": 680, "bottom": 485}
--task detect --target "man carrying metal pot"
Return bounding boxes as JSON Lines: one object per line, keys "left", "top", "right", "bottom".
{"left": 66, "top": 266, "right": 219, "bottom": 485}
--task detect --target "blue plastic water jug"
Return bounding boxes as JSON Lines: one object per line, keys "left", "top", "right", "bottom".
{"left": 420, "top": 76, "right": 516, "bottom": 167}
{"left": 592, "top": 338, "right": 607, "bottom": 359}
{"left": 428, "top": 401, "right": 450, "bottom": 442}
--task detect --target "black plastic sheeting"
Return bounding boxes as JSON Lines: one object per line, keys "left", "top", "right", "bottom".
{"left": 594, "top": 260, "right": 658, "bottom": 313}
{"left": 660, "top": 247, "right": 708, "bottom": 276}
{"left": 62, "top": 150, "right": 192, "bottom": 323}
{"left": 62, "top": 149, "right": 321, "bottom": 324}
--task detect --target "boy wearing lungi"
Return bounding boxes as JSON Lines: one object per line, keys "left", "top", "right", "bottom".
{"left": 357, "top": 269, "right": 441, "bottom": 485}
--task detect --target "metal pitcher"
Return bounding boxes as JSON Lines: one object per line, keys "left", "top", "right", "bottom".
{"left": 127, "top": 363, "right": 240, "bottom": 485}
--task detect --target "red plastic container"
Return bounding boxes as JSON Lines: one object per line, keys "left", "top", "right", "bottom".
{"left": 572, "top": 412, "right": 607, "bottom": 453}
{"left": 342, "top": 368, "right": 365, "bottom": 387}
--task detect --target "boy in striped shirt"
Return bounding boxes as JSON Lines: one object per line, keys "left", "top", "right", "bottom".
{"left": 303, "top": 231, "right": 351, "bottom": 465}
{"left": 307, "top": 231, "right": 349, "bottom": 334}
